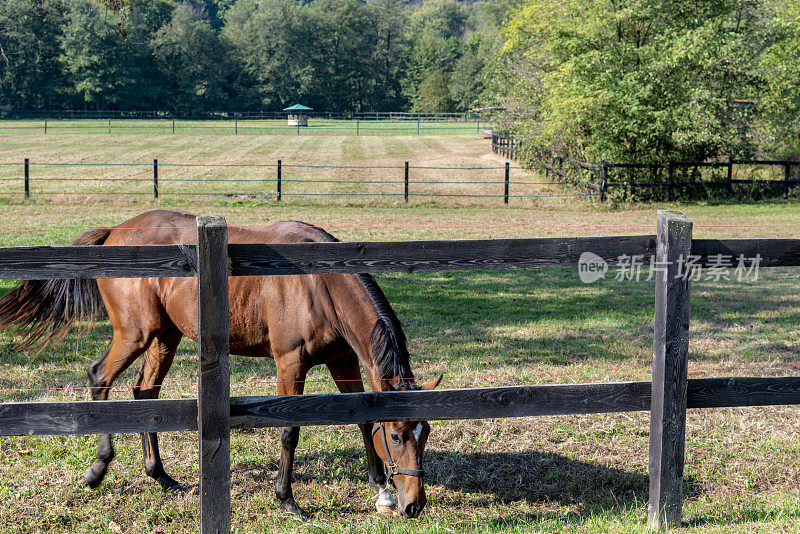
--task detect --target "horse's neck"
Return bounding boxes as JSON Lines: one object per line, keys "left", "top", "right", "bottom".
{"left": 328, "top": 275, "right": 411, "bottom": 393}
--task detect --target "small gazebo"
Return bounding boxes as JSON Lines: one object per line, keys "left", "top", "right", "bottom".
{"left": 283, "top": 104, "right": 312, "bottom": 127}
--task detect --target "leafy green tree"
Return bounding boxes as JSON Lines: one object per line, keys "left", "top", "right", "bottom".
{"left": 223, "top": 0, "right": 313, "bottom": 108}
{"left": 494, "top": 0, "right": 795, "bottom": 163}
{"left": 414, "top": 71, "right": 455, "bottom": 112}
{"left": 403, "top": 0, "right": 468, "bottom": 106}
{"left": 306, "top": 0, "right": 377, "bottom": 110}
{"left": 60, "top": 0, "right": 172, "bottom": 109}
{"left": 449, "top": 34, "right": 488, "bottom": 111}
{"left": 759, "top": 0, "right": 800, "bottom": 157}
{"left": 364, "top": 0, "right": 410, "bottom": 110}
{"left": 0, "top": 0, "right": 68, "bottom": 108}
{"left": 152, "top": 3, "right": 244, "bottom": 110}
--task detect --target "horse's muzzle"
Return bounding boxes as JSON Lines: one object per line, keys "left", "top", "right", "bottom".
{"left": 400, "top": 501, "right": 423, "bottom": 518}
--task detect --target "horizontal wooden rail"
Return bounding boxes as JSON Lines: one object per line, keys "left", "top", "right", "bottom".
{"left": 229, "top": 382, "right": 651, "bottom": 427}
{"left": 0, "top": 245, "right": 197, "bottom": 280}
{"left": 687, "top": 377, "right": 800, "bottom": 408}
{"left": 0, "top": 399, "right": 197, "bottom": 436}
{"left": 0, "top": 237, "right": 657, "bottom": 280}
{"left": 227, "top": 237, "right": 657, "bottom": 275}
{"left": 2, "top": 237, "right": 798, "bottom": 281}
{"left": 2, "top": 377, "right": 798, "bottom": 437}
{"left": 691, "top": 239, "right": 800, "bottom": 267}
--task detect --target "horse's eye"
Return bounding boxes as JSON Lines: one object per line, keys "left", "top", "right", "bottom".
{"left": 390, "top": 433, "right": 401, "bottom": 443}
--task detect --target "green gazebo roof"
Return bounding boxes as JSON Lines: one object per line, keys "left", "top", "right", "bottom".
{"left": 283, "top": 104, "right": 313, "bottom": 111}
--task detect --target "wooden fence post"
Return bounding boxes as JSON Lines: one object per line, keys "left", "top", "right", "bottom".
{"left": 196, "top": 215, "right": 231, "bottom": 534}
{"left": 108, "top": 117, "right": 111, "bottom": 135}
{"left": 726, "top": 158, "right": 733, "bottom": 196}
{"left": 504, "top": 162, "right": 509, "bottom": 204}
{"left": 44, "top": 119, "right": 47, "bottom": 136}
{"left": 648, "top": 210, "right": 693, "bottom": 530}
{"left": 24, "top": 158, "right": 29, "bottom": 198}
{"left": 404, "top": 161, "right": 409, "bottom": 203}
{"left": 784, "top": 161, "right": 791, "bottom": 199}
{"left": 235, "top": 119, "right": 238, "bottom": 136}
{"left": 667, "top": 163, "right": 674, "bottom": 202}
{"left": 599, "top": 162, "right": 607, "bottom": 203}
{"left": 277, "top": 160, "right": 282, "bottom": 201}
{"left": 153, "top": 159, "right": 158, "bottom": 199}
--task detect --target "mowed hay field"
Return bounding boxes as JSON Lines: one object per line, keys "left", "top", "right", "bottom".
{"left": 0, "top": 132, "right": 799, "bottom": 533}
{"left": 0, "top": 128, "right": 536, "bottom": 203}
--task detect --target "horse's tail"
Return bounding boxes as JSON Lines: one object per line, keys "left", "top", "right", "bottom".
{"left": 0, "top": 228, "right": 112, "bottom": 350}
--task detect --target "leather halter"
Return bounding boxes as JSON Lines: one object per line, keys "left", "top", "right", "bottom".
{"left": 372, "top": 423, "right": 425, "bottom": 480}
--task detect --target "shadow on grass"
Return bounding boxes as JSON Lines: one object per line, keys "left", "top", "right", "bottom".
{"left": 235, "top": 445, "right": 660, "bottom": 514}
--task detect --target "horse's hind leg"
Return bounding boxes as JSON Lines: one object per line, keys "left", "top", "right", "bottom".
{"left": 132, "top": 328, "right": 183, "bottom": 492}
{"left": 326, "top": 353, "right": 395, "bottom": 514}
{"left": 274, "top": 357, "right": 309, "bottom": 518}
{"left": 84, "top": 333, "right": 153, "bottom": 488}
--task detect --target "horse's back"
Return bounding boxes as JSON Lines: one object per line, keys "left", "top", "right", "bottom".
{"left": 95, "top": 210, "right": 343, "bottom": 359}
{"left": 102, "top": 209, "right": 332, "bottom": 247}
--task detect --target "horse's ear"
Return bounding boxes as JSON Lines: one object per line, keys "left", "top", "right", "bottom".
{"left": 420, "top": 375, "right": 443, "bottom": 390}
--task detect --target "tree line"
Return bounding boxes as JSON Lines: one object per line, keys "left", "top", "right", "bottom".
{"left": 0, "top": 0, "right": 516, "bottom": 113}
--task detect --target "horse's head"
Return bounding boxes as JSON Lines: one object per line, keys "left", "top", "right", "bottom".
{"left": 372, "top": 375, "right": 442, "bottom": 518}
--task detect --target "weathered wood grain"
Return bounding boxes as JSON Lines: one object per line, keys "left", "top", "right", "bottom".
{"left": 196, "top": 216, "right": 231, "bottom": 534}
{"left": 0, "top": 399, "right": 197, "bottom": 436}
{"left": 2, "top": 376, "right": 799, "bottom": 438}
{"left": 688, "top": 377, "right": 800, "bottom": 408}
{"left": 692, "top": 239, "right": 800, "bottom": 267}
{"left": 2, "top": 236, "right": 798, "bottom": 282}
{"left": 227, "top": 236, "right": 658, "bottom": 276}
{"left": 648, "top": 210, "right": 693, "bottom": 530}
{"left": 229, "top": 381, "right": 652, "bottom": 428}
{"left": 0, "top": 245, "right": 195, "bottom": 280}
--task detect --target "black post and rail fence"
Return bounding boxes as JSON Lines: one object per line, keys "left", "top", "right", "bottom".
{"left": 1, "top": 212, "right": 799, "bottom": 531}
{"left": 4, "top": 159, "right": 552, "bottom": 204}
{"left": 491, "top": 133, "right": 800, "bottom": 202}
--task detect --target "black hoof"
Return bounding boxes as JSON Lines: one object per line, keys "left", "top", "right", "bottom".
{"left": 159, "top": 477, "right": 185, "bottom": 494}
{"left": 282, "top": 500, "right": 310, "bottom": 520}
{"left": 83, "top": 463, "right": 108, "bottom": 489}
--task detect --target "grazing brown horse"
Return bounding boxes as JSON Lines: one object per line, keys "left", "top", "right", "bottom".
{"left": 0, "top": 209, "right": 441, "bottom": 519}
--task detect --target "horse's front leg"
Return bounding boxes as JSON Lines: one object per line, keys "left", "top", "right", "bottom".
{"left": 275, "top": 359, "right": 309, "bottom": 518}
{"left": 358, "top": 423, "right": 395, "bottom": 515}
{"left": 327, "top": 354, "right": 396, "bottom": 515}
{"left": 84, "top": 335, "right": 150, "bottom": 488}
{"left": 132, "top": 331, "right": 183, "bottom": 492}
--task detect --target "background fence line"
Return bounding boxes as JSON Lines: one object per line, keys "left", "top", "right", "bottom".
{"left": 1, "top": 110, "right": 482, "bottom": 121}
{"left": 491, "top": 133, "right": 800, "bottom": 202}
{"left": 0, "top": 120, "right": 481, "bottom": 136}
{"left": 1, "top": 159, "right": 586, "bottom": 203}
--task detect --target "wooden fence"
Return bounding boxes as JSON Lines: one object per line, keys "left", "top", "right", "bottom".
{"left": 491, "top": 132, "right": 521, "bottom": 161}
{"left": 491, "top": 134, "right": 800, "bottom": 202}
{"left": 1, "top": 213, "right": 800, "bottom": 532}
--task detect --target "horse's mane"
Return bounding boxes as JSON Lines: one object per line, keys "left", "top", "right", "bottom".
{"left": 284, "top": 221, "right": 416, "bottom": 388}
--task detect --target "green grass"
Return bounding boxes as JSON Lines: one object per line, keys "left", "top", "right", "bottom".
{"left": 0, "top": 132, "right": 799, "bottom": 532}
